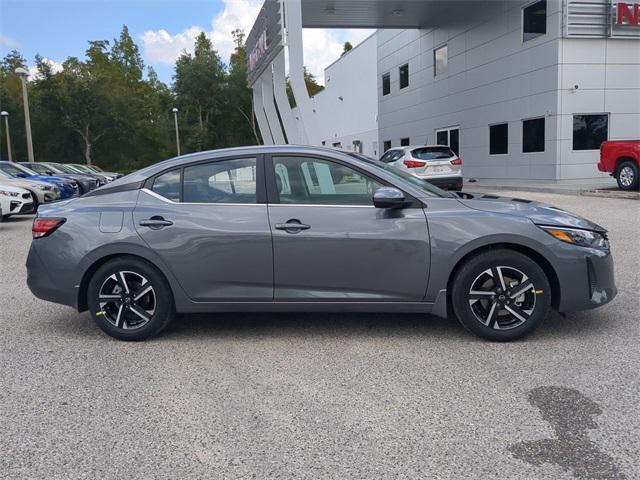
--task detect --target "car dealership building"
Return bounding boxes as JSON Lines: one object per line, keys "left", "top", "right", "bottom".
{"left": 247, "top": 0, "right": 640, "bottom": 180}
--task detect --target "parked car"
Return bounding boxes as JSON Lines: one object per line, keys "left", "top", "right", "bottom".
{"left": 598, "top": 140, "right": 640, "bottom": 191}
{"left": 0, "top": 161, "right": 77, "bottom": 199}
{"left": 0, "top": 184, "right": 34, "bottom": 221}
{"left": 64, "top": 164, "right": 112, "bottom": 185}
{"left": 21, "top": 162, "right": 98, "bottom": 195}
{"left": 380, "top": 145, "right": 463, "bottom": 190}
{"left": 27, "top": 146, "right": 616, "bottom": 342}
{"left": 80, "top": 164, "right": 123, "bottom": 181}
{"left": 0, "top": 170, "right": 60, "bottom": 206}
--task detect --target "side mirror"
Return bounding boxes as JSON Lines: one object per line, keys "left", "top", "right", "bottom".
{"left": 373, "top": 187, "right": 409, "bottom": 209}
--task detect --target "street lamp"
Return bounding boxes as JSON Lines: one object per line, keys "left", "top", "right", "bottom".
{"left": 1, "top": 111, "right": 12, "bottom": 162}
{"left": 172, "top": 107, "right": 181, "bottom": 156}
{"left": 15, "top": 67, "right": 35, "bottom": 162}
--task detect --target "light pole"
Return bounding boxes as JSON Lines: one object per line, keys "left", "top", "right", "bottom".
{"left": 172, "top": 107, "right": 181, "bottom": 156}
{"left": 1, "top": 111, "right": 12, "bottom": 162}
{"left": 15, "top": 67, "right": 35, "bottom": 162}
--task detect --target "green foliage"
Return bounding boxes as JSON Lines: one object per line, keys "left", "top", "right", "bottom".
{"left": 285, "top": 67, "right": 325, "bottom": 108}
{"left": 342, "top": 42, "right": 353, "bottom": 55}
{"left": 0, "top": 25, "right": 319, "bottom": 170}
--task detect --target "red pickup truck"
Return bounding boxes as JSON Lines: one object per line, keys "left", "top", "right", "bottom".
{"left": 598, "top": 140, "right": 640, "bottom": 191}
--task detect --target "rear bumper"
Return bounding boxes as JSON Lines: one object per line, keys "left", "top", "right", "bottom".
{"left": 26, "top": 244, "right": 78, "bottom": 309}
{"left": 419, "top": 175, "right": 463, "bottom": 190}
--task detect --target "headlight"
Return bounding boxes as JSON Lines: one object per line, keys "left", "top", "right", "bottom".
{"left": 0, "top": 190, "right": 19, "bottom": 197}
{"left": 34, "top": 184, "right": 52, "bottom": 191}
{"left": 540, "top": 226, "right": 609, "bottom": 250}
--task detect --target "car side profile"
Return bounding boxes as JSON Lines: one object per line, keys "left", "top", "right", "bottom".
{"left": 27, "top": 146, "right": 616, "bottom": 342}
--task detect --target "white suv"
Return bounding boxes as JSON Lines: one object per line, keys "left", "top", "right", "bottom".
{"left": 380, "top": 145, "right": 463, "bottom": 190}
{"left": 0, "top": 184, "right": 35, "bottom": 221}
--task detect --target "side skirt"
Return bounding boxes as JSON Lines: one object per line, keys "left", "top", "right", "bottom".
{"left": 176, "top": 301, "right": 435, "bottom": 314}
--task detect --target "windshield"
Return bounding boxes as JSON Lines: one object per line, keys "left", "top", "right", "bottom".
{"left": 72, "top": 164, "right": 94, "bottom": 173}
{"left": 379, "top": 150, "right": 404, "bottom": 163}
{"left": 25, "top": 164, "right": 51, "bottom": 175}
{"left": 0, "top": 163, "right": 31, "bottom": 177}
{"left": 412, "top": 146, "right": 455, "bottom": 160}
{"left": 49, "top": 164, "right": 75, "bottom": 174}
{"left": 88, "top": 165, "right": 103, "bottom": 172}
{"left": 347, "top": 152, "right": 449, "bottom": 198}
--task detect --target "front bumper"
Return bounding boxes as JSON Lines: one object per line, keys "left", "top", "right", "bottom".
{"left": 557, "top": 247, "right": 617, "bottom": 313}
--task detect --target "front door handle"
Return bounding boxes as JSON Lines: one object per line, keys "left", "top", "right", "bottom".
{"left": 275, "top": 219, "right": 310, "bottom": 233}
{"left": 139, "top": 216, "right": 173, "bottom": 229}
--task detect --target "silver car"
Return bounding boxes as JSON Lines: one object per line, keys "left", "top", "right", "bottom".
{"left": 27, "top": 146, "right": 616, "bottom": 341}
{"left": 380, "top": 145, "right": 463, "bottom": 190}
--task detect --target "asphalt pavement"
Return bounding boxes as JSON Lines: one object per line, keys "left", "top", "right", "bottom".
{"left": 1, "top": 191, "right": 638, "bottom": 479}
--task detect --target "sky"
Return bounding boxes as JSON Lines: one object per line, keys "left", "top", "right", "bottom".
{"left": 0, "top": 0, "right": 373, "bottom": 84}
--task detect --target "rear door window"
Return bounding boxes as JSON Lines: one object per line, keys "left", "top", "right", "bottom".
{"left": 411, "top": 147, "right": 454, "bottom": 161}
{"left": 152, "top": 169, "right": 181, "bottom": 202}
{"left": 183, "top": 158, "right": 257, "bottom": 204}
{"left": 379, "top": 150, "right": 404, "bottom": 163}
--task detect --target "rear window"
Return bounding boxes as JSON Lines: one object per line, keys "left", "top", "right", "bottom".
{"left": 379, "top": 150, "right": 404, "bottom": 163}
{"left": 411, "top": 147, "right": 454, "bottom": 160}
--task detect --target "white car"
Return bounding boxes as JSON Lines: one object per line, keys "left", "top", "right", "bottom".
{"left": 0, "top": 184, "right": 35, "bottom": 221}
{"left": 380, "top": 145, "right": 463, "bottom": 190}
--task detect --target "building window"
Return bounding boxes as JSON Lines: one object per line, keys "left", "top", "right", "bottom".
{"left": 435, "top": 127, "right": 460, "bottom": 156}
{"left": 523, "top": 0, "right": 547, "bottom": 42}
{"left": 522, "top": 118, "right": 545, "bottom": 153}
{"left": 489, "top": 123, "right": 509, "bottom": 155}
{"left": 383, "top": 140, "right": 392, "bottom": 152}
{"left": 573, "top": 114, "right": 608, "bottom": 151}
{"left": 382, "top": 72, "right": 391, "bottom": 96}
{"left": 399, "top": 64, "right": 409, "bottom": 89}
{"left": 434, "top": 45, "right": 448, "bottom": 76}
{"left": 400, "top": 137, "right": 410, "bottom": 147}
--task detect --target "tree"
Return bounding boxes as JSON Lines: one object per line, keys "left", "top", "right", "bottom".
{"left": 285, "top": 67, "right": 325, "bottom": 107}
{"left": 342, "top": 42, "right": 353, "bottom": 55}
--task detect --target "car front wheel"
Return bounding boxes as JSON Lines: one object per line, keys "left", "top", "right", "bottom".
{"left": 451, "top": 249, "right": 551, "bottom": 341}
{"left": 87, "top": 257, "right": 174, "bottom": 341}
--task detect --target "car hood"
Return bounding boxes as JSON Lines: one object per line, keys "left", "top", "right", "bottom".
{"left": 0, "top": 177, "right": 55, "bottom": 190}
{"left": 28, "top": 175, "right": 69, "bottom": 185}
{"left": 456, "top": 192, "right": 606, "bottom": 232}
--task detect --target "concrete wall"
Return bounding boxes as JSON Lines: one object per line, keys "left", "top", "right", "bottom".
{"left": 557, "top": 36, "right": 640, "bottom": 179}
{"left": 299, "top": 33, "right": 380, "bottom": 157}
{"left": 377, "top": 0, "right": 569, "bottom": 180}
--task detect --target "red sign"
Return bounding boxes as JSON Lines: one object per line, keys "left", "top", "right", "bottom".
{"left": 248, "top": 31, "right": 268, "bottom": 72}
{"left": 616, "top": 2, "right": 639, "bottom": 25}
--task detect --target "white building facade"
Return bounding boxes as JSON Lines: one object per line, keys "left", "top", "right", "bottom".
{"left": 247, "top": 0, "right": 640, "bottom": 181}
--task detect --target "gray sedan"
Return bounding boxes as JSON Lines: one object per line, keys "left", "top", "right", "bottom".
{"left": 26, "top": 146, "right": 616, "bottom": 341}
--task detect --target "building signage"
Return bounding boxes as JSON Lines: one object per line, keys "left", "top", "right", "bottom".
{"left": 616, "top": 2, "right": 639, "bottom": 25}
{"left": 564, "top": 0, "right": 640, "bottom": 37}
{"left": 246, "top": 0, "right": 284, "bottom": 86}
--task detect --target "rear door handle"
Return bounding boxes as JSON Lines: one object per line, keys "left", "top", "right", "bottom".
{"left": 275, "top": 220, "right": 310, "bottom": 233}
{"left": 139, "top": 216, "right": 173, "bottom": 229}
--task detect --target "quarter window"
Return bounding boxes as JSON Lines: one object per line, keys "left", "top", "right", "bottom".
{"left": 434, "top": 45, "right": 448, "bottom": 76}
{"left": 152, "top": 169, "right": 181, "bottom": 202}
{"left": 489, "top": 123, "right": 509, "bottom": 155}
{"left": 382, "top": 72, "right": 391, "bottom": 96}
{"left": 523, "top": 0, "right": 547, "bottom": 42}
{"left": 272, "top": 156, "right": 384, "bottom": 206}
{"left": 183, "top": 158, "right": 257, "bottom": 203}
{"left": 399, "top": 64, "right": 409, "bottom": 89}
{"left": 522, "top": 118, "right": 545, "bottom": 153}
{"left": 573, "top": 114, "right": 608, "bottom": 151}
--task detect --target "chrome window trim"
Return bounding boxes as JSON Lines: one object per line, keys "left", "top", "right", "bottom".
{"left": 141, "top": 188, "right": 262, "bottom": 207}
{"left": 142, "top": 188, "right": 377, "bottom": 208}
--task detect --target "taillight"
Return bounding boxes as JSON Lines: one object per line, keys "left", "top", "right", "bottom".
{"left": 451, "top": 158, "right": 462, "bottom": 165}
{"left": 32, "top": 217, "right": 66, "bottom": 239}
{"left": 403, "top": 160, "right": 426, "bottom": 168}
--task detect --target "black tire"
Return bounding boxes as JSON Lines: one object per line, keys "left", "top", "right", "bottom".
{"left": 451, "top": 249, "right": 551, "bottom": 341}
{"left": 616, "top": 160, "right": 639, "bottom": 191}
{"left": 87, "top": 256, "right": 174, "bottom": 341}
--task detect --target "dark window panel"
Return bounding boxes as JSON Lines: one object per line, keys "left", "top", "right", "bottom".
{"left": 490, "top": 123, "right": 509, "bottom": 155}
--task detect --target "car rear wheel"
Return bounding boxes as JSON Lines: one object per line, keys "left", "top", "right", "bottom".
{"left": 451, "top": 249, "right": 551, "bottom": 341}
{"left": 616, "top": 160, "right": 639, "bottom": 191}
{"left": 87, "top": 257, "right": 174, "bottom": 341}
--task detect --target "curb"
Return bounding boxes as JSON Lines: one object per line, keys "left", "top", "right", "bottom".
{"left": 464, "top": 184, "right": 638, "bottom": 199}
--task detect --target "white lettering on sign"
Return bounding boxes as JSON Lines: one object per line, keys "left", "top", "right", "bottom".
{"left": 249, "top": 31, "right": 268, "bottom": 72}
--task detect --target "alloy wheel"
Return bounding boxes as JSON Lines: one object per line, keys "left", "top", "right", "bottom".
{"left": 98, "top": 271, "right": 156, "bottom": 330}
{"left": 468, "top": 266, "right": 536, "bottom": 330}
{"left": 619, "top": 166, "right": 634, "bottom": 188}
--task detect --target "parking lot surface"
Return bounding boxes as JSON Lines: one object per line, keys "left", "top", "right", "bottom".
{"left": 1, "top": 191, "right": 638, "bottom": 479}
